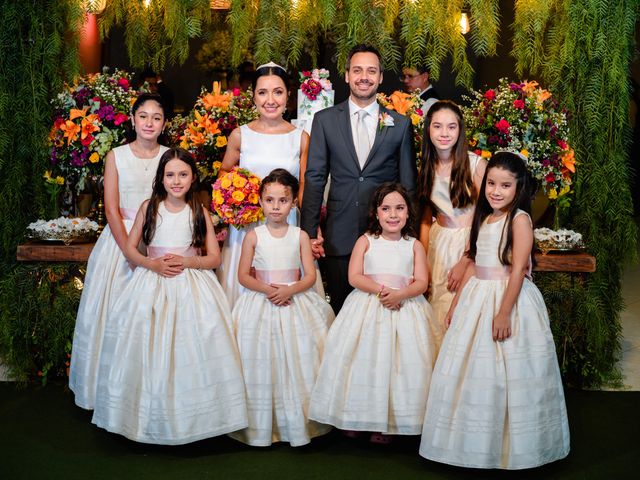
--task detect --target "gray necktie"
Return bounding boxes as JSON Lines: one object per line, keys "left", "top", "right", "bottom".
{"left": 355, "top": 109, "right": 371, "bottom": 167}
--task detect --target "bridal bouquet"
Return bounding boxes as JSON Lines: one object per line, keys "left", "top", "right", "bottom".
{"left": 211, "top": 167, "right": 263, "bottom": 228}
{"left": 48, "top": 68, "right": 138, "bottom": 193}
{"left": 462, "top": 79, "right": 576, "bottom": 200}
{"left": 377, "top": 90, "right": 424, "bottom": 166}
{"left": 174, "top": 82, "right": 258, "bottom": 183}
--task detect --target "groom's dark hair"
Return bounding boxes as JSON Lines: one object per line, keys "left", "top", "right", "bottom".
{"left": 345, "top": 44, "right": 384, "bottom": 73}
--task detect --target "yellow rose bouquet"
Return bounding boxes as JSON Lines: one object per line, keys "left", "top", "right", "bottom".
{"left": 211, "top": 167, "right": 263, "bottom": 228}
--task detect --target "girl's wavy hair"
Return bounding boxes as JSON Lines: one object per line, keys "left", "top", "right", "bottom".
{"left": 467, "top": 151, "right": 536, "bottom": 265}
{"left": 418, "top": 100, "right": 476, "bottom": 210}
{"left": 143, "top": 148, "right": 207, "bottom": 249}
{"left": 366, "top": 182, "right": 417, "bottom": 239}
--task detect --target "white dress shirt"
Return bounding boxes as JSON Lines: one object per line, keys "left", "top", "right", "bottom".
{"left": 420, "top": 85, "right": 438, "bottom": 114}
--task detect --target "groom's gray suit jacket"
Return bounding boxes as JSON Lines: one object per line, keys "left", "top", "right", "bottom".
{"left": 301, "top": 100, "right": 417, "bottom": 256}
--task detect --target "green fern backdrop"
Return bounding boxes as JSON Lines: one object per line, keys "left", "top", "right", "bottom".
{"left": 0, "top": 0, "right": 83, "bottom": 383}
{"left": 512, "top": 0, "right": 639, "bottom": 386}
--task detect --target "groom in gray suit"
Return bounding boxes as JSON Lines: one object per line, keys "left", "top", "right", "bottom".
{"left": 301, "top": 44, "right": 417, "bottom": 313}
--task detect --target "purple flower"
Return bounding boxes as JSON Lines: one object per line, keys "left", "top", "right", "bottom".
{"left": 97, "top": 105, "right": 115, "bottom": 121}
{"left": 70, "top": 150, "right": 85, "bottom": 167}
{"left": 488, "top": 135, "right": 499, "bottom": 144}
{"left": 510, "top": 82, "right": 523, "bottom": 91}
{"left": 73, "top": 87, "right": 90, "bottom": 106}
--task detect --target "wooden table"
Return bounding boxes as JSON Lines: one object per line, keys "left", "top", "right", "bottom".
{"left": 16, "top": 241, "right": 95, "bottom": 262}
{"left": 533, "top": 251, "right": 596, "bottom": 273}
{"left": 17, "top": 242, "right": 597, "bottom": 273}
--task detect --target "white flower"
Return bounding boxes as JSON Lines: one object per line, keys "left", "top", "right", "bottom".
{"left": 379, "top": 112, "right": 395, "bottom": 128}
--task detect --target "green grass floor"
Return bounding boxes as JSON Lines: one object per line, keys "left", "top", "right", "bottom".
{"left": 0, "top": 382, "right": 638, "bottom": 480}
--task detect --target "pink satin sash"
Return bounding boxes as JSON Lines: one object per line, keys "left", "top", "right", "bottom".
{"left": 436, "top": 211, "right": 473, "bottom": 229}
{"left": 365, "top": 273, "right": 411, "bottom": 289}
{"left": 475, "top": 265, "right": 511, "bottom": 280}
{"left": 147, "top": 246, "right": 198, "bottom": 259}
{"left": 255, "top": 268, "right": 301, "bottom": 285}
{"left": 475, "top": 263, "right": 532, "bottom": 280}
{"left": 119, "top": 207, "right": 138, "bottom": 221}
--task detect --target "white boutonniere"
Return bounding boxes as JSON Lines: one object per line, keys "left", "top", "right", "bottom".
{"left": 378, "top": 112, "right": 394, "bottom": 130}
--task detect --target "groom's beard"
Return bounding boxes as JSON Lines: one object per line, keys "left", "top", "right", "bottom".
{"left": 350, "top": 81, "right": 378, "bottom": 102}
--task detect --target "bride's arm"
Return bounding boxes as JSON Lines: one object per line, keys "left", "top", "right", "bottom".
{"left": 219, "top": 127, "right": 241, "bottom": 176}
{"left": 298, "top": 131, "right": 310, "bottom": 206}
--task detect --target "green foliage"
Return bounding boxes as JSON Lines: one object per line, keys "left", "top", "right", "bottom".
{"left": 98, "top": 0, "right": 211, "bottom": 71}
{"left": 228, "top": 0, "right": 499, "bottom": 84}
{"left": 0, "top": 1, "right": 81, "bottom": 266}
{"left": 230, "top": 0, "right": 341, "bottom": 69}
{"left": 0, "top": 1, "right": 81, "bottom": 383}
{"left": 513, "top": 0, "right": 639, "bottom": 387}
{"left": 0, "top": 264, "right": 83, "bottom": 384}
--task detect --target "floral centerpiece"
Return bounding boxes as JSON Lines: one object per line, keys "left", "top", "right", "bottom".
{"left": 377, "top": 90, "right": 424, "bottom": 166}
{"left": 462, "top": 79, "right": 576, "bottom": 206}
{"left": 211, "top": 167, "right": 263, "bottom": 228}
{"left": 27, "top": 216, "right": 99, "bottom": 245}
{"left": 48, "top": 68, "right": 138, "bottom": 193}
{"left": 298, "top": 69, "right": 333, "bottom": 115}
{"left": 171, "top": 82, "right": 258, "bottom": 183}
{"left": 534, "top": 227, "right": 584, "bottom": 254}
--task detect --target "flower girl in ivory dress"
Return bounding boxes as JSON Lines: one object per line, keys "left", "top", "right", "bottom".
{"left": 230, "top": 168, "right": 334, "bottom": 447}
{"left": 419, "top": 152, "right": 570, "bottom": 469}
{"left": 92, "top": 148, "right": 247, "bottom": 444}
{"left": 70, "top": 93, "right": 169, "bottom": 409}
{"left": 418, "top": 100, "right": 486, "bottom": 351}
{"left": 310, "top": 183, "right": 437, "bottom": 443}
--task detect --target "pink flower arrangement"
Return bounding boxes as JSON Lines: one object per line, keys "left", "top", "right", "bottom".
{"left": 211, "top": 167, "right": 263, "bottom": 228}
{"left": 299, "top": 69, "right": 332, "bottom": 101}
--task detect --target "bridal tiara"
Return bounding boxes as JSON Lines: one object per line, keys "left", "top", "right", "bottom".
{"left": 257, "top": 61, "right": 287, "bottom": 73}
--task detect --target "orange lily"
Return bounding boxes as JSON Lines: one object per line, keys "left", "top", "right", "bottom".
{"left": 194, "top": 110, "right": 221, "bottom": 135}
{"left": 60, "top": 120, "right": 81, "bottom": 144}
{"left": 536, "top": 89, "right": 552, "bottom": 104}
{"left": 388, "top": 91, "right": 413, "bottom": 116}
{"left": 81, "top": 114, "right": 99, "bottom": 139}
{"left": 561, "top": 149, "right": 576, "bottom": 173}
{"left": 201, "top": 82, "right": 232, "bottom": 110}
{"left": 186, "top": 125, "right": 206, "bottom": 147}
{"left": 522, "top": 80, "right": 539, "bottom": 95}
{"left": 69, "top": 107, "right": 89, "bottom": 120}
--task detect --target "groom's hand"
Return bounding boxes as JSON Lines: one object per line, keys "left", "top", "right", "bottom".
{"left": 311, "top": 228, "right": 325, "bottom": 259}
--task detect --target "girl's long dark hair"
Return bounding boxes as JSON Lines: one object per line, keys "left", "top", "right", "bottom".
{"left": 418, "top": 100, "right": 476, "bottom": 210}
{"left": 142, "top": 148, "right": 207, "bottom": 249}
{"left": 467, "top": 152, "right": 535, "bottom": 265}
{"left": 366, "top": 182, "right": 417, "bottom": 239}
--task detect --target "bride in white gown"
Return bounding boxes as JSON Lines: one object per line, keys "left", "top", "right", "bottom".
{"left": 217, "top": 62, "right": 323, "bottom": 306}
